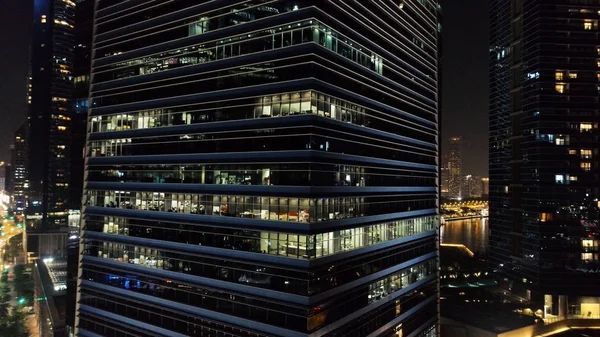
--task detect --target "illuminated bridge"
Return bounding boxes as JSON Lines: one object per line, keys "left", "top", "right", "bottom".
{"left": 441, "top": 200, "right": 488, "bottom": 222}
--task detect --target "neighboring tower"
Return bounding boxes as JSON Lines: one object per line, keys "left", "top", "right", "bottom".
{"left": 440, "top": 166, "right": 450, "bottom": 198}
{"left": 481, "top": 177, "right": 489, "bottom": 198}
{"left": 12, "top": 123, "right": 29, "bottom": 214}
{"left": 490, "top": 0, "right": 600, "bottom": 322}
{"left": 76, "top": 1, "right": 441, "bottom": 336}
{"left": 28, "top": 0, "right": 76, "bottom": 230}
{"left": 446, "top": 136, "right": 462, "bottom": 199}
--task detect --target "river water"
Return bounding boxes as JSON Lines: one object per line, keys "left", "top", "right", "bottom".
{"left": 441, "top": 217, "right": 489, "bottom": 256}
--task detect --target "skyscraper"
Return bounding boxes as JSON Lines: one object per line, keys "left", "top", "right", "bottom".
{"left": 490, "top": 0, "right": 600, "bottom": 321}
{"left": 76, "top": 1, "right": 441, "bottom": 336}
{"left": 12, "top": 123, "right": 29, "bottom": 214}
{"left": 28, "top": 0, "right": 76, "bottom": 230}
{"left": 445, "top": 136, "right": 462, "bottom": 199}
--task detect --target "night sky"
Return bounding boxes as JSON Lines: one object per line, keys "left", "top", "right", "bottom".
{"left": 0, "top": 0, "right": 489, "bottom": 176}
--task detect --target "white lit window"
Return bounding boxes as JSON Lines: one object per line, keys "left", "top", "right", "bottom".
{"left": 584, "top": 21, "right": 592, "bottom": 30}
{"left": 555, "top": 174, "right": 564, "bottom": 184}
{"left": 580, "top": 123, "right": 593, "bottom": 132}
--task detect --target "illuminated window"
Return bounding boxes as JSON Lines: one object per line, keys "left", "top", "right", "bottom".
{"left": 597, "top": 47, "right": 600, "bottom": 55}
{"left": 57, "top": 126, "right": 67, "bottom": 131}
{"left": 57, "top": 145, "right": 66, "bottom": 150}
{"left": 580, "top": 123, "right": 593, "bottom": 131}
{"left": 569, "top": 149, "right": 577, "bottom": 155}
{"left": 581, "top": 162, "right": 592, "bottom": 171}
{"left": 555, "top": 174, "right": 564, "bottom": 184}
{"left": 584, "top": 21, "right": 592, "bottom": 30}
{"left": 581, "top": 253, "right": 595, "bottom": 261}
{"left": 598, "top": 60, "right": 600, "bottom": 68}
{"left": 555, "top": 71, "right": 564, "bottom": 80}
{"left": 555, "top": 83, "right": 565, "bottom": 93}
{"left": 569, "top": 72, "right": 578, "bottom": 79}
{"left": 597, "top": 73, "right": 600, "bottom": 81}
{"left": 569, "top": 176, "right": 578, "bottom": 181}
{"left": 540, "top": 213, "right": 553, "bottom": 222}
{"left": 581, "top": 149, "right": 592, "bottom": 158}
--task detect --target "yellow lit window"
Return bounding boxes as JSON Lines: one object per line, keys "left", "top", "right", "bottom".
{"left": 555, "top": 83, "right": 565, "bottom": 93}
{"left": 580, "top": 123, "right": 593, "bottom": 131}
{"left": 584, "top": 21, "right": 592, "bottom": 30}
{"left": 540, "top": 213, "right": 553, "bottom": 222}
{"left": 555, "top": 71, "right": 564, "bottom": 80}
{"left": 569, "top": 149, "right": 577, "bottom": 155}
{"left": 597, "top": 47, "right": 600, "bottom": 55}
{"left": 581, "top": 162, "right": 592, "bottom": 171}
{"left": 597, "top": 60, "right": 600, "bottom": 68}
{"left": 597, "top": 73, "right": 600, "bottom": 81}
{"left": 57, "top": 126, "right": 67, "bottom": 131}
{"left": 569, "top": 176, "right": 578, "bottom": 181}
{"left": 581, "top": 149, "right": 592, "bottom": 158}
{"left": 569, "top": 72, "right": 578, "bottom": 79}
{"left": 581, "top": 253, "right": 596, "bottom": 261}
{"left": 57, "top": 145, "right": 66, "bottom": 150}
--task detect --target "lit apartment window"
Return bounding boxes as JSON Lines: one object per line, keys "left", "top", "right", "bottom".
{"left": 540, "top": 213, "right": 553, "bottom": 222}
{"left": 581, "top": 162, "right": 592, "bottom": 171}
{"left": 597, "top": 47, "right": 600, "bottom": 55}
{"left": 584, "top": 21, "right": 592, "bottom": 30}
{"left": 580, "top": 123, "right": 593, "bottom": 131}
{"left": 555, "top": 174, "right": 564, "bottom": 184}
{"left": 555, "top": 71, "right": 564, "bottom": 80}
{"left": 569, "top": 176, "right": 578, "bottom": 181}
{"left": 569, "top": 72, "right": 578, "bottom": 79}
{"left": 581, "top": 149, "right": 592, "bottom": 158}
{"left": 581, "top": 253, "right": 596, "bottom": 261}
{"left": 57, "top": 145, "right": 66, "bottom": 150}
{"left": 597, "top": 73, "right": 600, "bottom": 81}
{"left": 597, "top": 60, "right": 600, "bottom": 68}
{"left": 569, "top": 149, "right": 577, "bottom": 155}
{"left": 555, "top": 83, "right": 565, "bottom": 93}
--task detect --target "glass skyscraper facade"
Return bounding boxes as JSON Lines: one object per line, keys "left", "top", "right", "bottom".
{"left": 28, "top": 0, "right": 76, "bottom": 229}
{"left": 76, "top": 1, "right": 440, "bottom": 336}
{"left": 489, "top": 0, "right": 600, "bottom": 321}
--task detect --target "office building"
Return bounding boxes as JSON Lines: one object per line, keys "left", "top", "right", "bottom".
{"left": 440, "top": 166, "right": 450, "bottom": 198}
{"left": 12, "top": 123, "right": 29, "bottom": 213}
{"left": 76, "top": 1, "right": 441, "bottom": 336}
{"left": 445, "top": 136, "right": 462, "bottom": 199}
{"left": 489, "top": 0, "right": 600, "bottom": 321}
{"left": 33, "top": 258, "right": 68, "bottom": 337}
{"left": 481, "top": 177, "right": 489, "bottom": 198}
{"left": 28, "top": 0, "right": 76, "bottom": 230}
{"left": 461, "top": 175, "right": 482, "bottom": 199}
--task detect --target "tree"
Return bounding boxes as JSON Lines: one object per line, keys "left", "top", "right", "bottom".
{"left": 0, "top": 307, "right": 30, "bottom": 337}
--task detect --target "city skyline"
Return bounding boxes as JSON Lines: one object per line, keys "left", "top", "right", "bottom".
{"left": 0, "top": 0, "right": 489, "bottom": 177}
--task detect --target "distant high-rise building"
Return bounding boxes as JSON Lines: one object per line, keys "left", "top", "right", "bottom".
{"left": 75, "top": 1, "right": 441, "bottom": 336}
{"left": 441, "top": 166, "right": 450, "bottom": 198}
{"left": 490, "top": 0, "right": 600, "bottom": 321}
{"left": 481, "top": 177, "right": 489, "bottom": 198}
{"left": 12, "top": 124, "right": 29, "bottom": 213}
{"left": 445, "top": 137, "right": 462, "bottom": 199}
{"left": 28, "top": 0, "right": 76, "bottom": 230}
{"left": 462, "top": 175, "right": 482, "bottom": 199}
